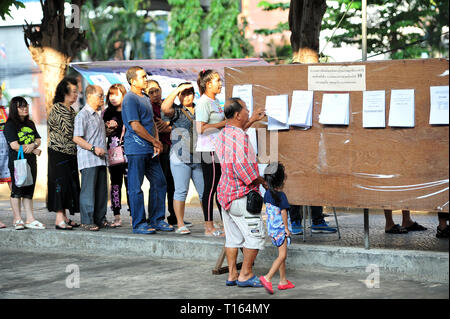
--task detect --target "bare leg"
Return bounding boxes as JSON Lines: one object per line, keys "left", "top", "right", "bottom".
{"left": 263, "top": 240, "right": 287, "bottom": 283}
{"left": 174, "top": 200, "right": 186, "bottom": 228}
{"left": 401, "top": 210, "right": 414, "bottom": 228}
{"left": 22, "top": 198, "right": 35, "bottom": 224}
{"left": 10, "top": 197, "right": 22, "bottom": 223}
{"left": 384, "top": 210, "right": 395, "bottom": 230}
{"left": 225, "top": 247, "right": 239, "bottom": 282}
{"left": 238, "top": 248, "right": 259, "bottom": 282}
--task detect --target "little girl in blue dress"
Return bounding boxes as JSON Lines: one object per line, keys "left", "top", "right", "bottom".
{"left": 260, "top": 162, "right": 295, "bottom": 294}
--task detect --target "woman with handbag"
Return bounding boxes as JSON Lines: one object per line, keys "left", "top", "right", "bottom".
{"left": 161, "top": 82, "right": 204, "bottom": 234}
{"left": 47, "top": 77, "right": 81, "bottom": 230}
{"left": 4, "top": 96, "right": 44, "bottom": 230}
{"left": 103, "top": 83, "right": 129, "bottom": 227}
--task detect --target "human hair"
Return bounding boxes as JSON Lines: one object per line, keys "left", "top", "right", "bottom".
{"left": 126, "top": 66, "right": 145, "bottom": 85}
{"left": 53, "top": 77, "right": 78, "bottom": 104}
{"left": 177, "top": 82, "right": 195, "bottom": 96}
{"left": 85, "top": 85, "right": 100, "bottom": 99}
{"left": 264, "top": 162, "right": 286, "bottom": 206}
{"left": 8, "top": 96, "right": 32, "bottom": 127}
{"left": 224, "top": 98, "right": 243, "bottom": 119}
{"left": 106, "top": 83, "right": 127, "bottom": 109}
{"left": 197, "top": 69, "right": 219, "bottom": 95}
{"left": 147, "top": 79, "right": 161, "bottom": 88}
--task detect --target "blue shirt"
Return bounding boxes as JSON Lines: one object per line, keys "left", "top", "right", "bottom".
{"left": 264, "top": 190, "right": 292, "bottom": 247}
{"left": 122, "top": 92, "right": 155, "bottom": 155}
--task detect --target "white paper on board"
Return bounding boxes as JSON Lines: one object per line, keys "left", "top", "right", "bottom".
{"left": 388, "top": 89, "right": 415, "bottom": 127}
{"left": 232, "top": 84, "right": 253, "bottom": 117}
{"left": 288, "top": 90, "right": 313, "bottom": 127}
{"left": 429, "top": 86, "right": 449, "bottom": 125}
{"left": 247, "top": 127, "right": 258, "bottom": 155}
{"left": 319, "top": 93, "right": 350, "bottom": 125}
{"left": 363, "top": 90, "right": 386, "bottom": 128}
{"left": 265, "top": 95, "right": 289, "bottom": 125}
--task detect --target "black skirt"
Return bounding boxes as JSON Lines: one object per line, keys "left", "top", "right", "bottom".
{"left": 47, "top": 148, "right": 80, "bottom": 215}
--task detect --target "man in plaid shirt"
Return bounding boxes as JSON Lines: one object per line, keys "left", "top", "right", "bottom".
{"left": 215, "top": 97, "right": 266, "bottom": 288}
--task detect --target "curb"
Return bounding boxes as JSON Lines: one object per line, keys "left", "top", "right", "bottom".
{"left": 0, "top": 228, "right": 448, "bottom": 283}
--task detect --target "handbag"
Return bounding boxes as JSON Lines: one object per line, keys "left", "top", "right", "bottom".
{"left": 108, "top": 125, "right": 127, "bottom": 166}
{"left": 14, "top": 145, "right": 33, "bottom": 187}
{"left": 246, "top": 190, "right": 263, "bottom": 215}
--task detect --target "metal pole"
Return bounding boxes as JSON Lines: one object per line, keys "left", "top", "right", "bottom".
{"left": 362, "top": 0, "right": 367, "bottom": 61}
{"left": 364, "top": 208, "right": 370, "bottom": 250}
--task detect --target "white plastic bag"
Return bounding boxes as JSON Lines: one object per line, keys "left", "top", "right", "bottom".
{"left": 14, "top": 145, "right": 33, "bottom": 187}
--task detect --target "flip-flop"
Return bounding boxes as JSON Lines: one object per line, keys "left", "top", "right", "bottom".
{"left": 259, "top": 276, "right": 274, "bottom": 294}
{"left": 67, "top": 219, "right": 80, "bottom": 228}
{"left": 226, "top": 280, "right": 237, "bottom": 286}
{"left": 175, "top": 225, "right": 191, "bottom": 235}
{"left": 237, "top": 275, "right": 263, "bottom": 288}
{"left": 55, "top": 221, "right": 73, "bottom": 230}
{"left": 25, "top": 220, "right": 45, "bottom": 230}
{"left": 204, "top": 229, "right": 225, "bottom": 237}
{"left": 278, "top": 280, "right": 295, "bottom": 290}
{"left": 405, "top": 222, "right": 427, "bottom": 231}
{"left": 385, "top": 224, "right": 408, "bottom": 234}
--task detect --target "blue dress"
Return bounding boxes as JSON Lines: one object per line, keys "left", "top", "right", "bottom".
{"left": 264, "top": 190, "right": 292, "bottom": 247}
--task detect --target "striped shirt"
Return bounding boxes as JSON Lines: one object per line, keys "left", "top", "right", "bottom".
{"left": 215, "top": 124, "right": 260, "bottom": 211}
{"left": 74, "top": 104, "right": 107, "bottom": 170}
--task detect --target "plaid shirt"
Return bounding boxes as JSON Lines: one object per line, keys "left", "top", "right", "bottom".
{"left": 215, "top": 124, "right": 260, "bottom": 211}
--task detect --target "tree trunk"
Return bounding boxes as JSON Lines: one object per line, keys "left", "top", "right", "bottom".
{"left": 28, "top": 46, "right": 71, "bottom": 117}
{"left": 289, "top": 0, "right": 327, "bottom": 63}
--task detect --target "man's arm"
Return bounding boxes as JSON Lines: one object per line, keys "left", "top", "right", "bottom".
{"left": 130, "top": 120, "right": 163, "bottom": 155}
{"left": 73, "top": 136, "right": 105, "bottom": 157}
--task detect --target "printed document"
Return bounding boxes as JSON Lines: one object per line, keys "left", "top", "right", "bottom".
{"left": 363, "top": 90, "right": 386, "bottom": 128}
{"left": 319, "top": 93, "right": 350, "bottom": 125}
{"left": 388, "top": 89, "right": 415, "bottom": 127}
{"left": 429, "top": 86, "right": 449, "bottom": 125}
{"left": 265, "top": 95, "right": 290, "bottom": 131}
{"left": 232, "top": 84, "right": 254, "bottom": 116}
{"left": 288, "top": 90, "right": 313, "bottom": 128}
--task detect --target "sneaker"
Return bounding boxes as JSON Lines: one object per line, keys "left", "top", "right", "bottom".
{"left": 291, "top": 221, "right": 303, "bottom": 235}
{"left": 436, "top": 225, "right": 449, "bottom": 238}
{"left": 311, "top": 221, "right": 337, "bottom": 233}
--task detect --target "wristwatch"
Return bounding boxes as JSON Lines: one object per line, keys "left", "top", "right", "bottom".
{"left": 90, "top": 146, "right": 96, "bottom": 154}
{"left": 33, "top": 142, "right": 38, "bottom": 148}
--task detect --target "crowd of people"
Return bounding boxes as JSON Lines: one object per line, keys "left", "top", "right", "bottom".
{"left": 0, "top": 67, "right": 448, "bottom": 292}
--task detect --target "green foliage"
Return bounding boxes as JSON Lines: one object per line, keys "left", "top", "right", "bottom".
{"left": 82, "top": 0, "right": 161, "bottom": 61}
{"left": 205, "top": 0, "right": 253, "bottom": 58}
{"left": 322, "top": 0, "right": 449, "bottom": 59}
{"left": 163, "top": 0, "right": 203, "bottom": 59}
{"left": 164, "top": 0, "right": 253, "bottom": 59}
{"left": 0, "top": 0, "right": 24, "bottom": 20}
{"left": 257, "top": 1, "right": 290, "bottom": 11}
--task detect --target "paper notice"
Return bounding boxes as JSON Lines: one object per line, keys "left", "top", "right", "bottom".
{"left": 288, "top": 90, "right": 313, "bottom": 128}
{"left": 388, "top": 89, "right": 415, "bottom": 127}
{"left": 319, "top": 93, "right": 350, "bottom": 125}
{"left": 308, "top": 65, "right": 366, "bottom": 91}
{"left": 429, "top": 86, "right": 449, "bottom": 125}
{"left": 232, "top": 84, "right": 254, "bottom": 117}
{"left": 363, "top": 90, "right": 386, "bottom": 128}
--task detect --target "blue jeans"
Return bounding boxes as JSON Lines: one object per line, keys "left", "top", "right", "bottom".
{"left": 127, "top": 154, "right": 167, "bottom": 229}
{"left": 170, "top": 152, "right": 204, "bottom": 202}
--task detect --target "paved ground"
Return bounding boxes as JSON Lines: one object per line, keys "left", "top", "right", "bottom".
{"left": 0, "top": 248, "right": 448, "bottom": 300}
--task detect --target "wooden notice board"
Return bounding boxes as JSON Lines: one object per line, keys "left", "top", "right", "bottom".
{"left": 225, "top": 59, "right": 449, "bottom": 212}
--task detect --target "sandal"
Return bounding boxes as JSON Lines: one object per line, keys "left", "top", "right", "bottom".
{"left": 405, "top": 222, "right": 427, "bottom": 231}
{"left": 204, "top": 229, "right": 225, "bottom": 237}
{"left": 55, "top": 221, "right": 73, "bottom": 230}
{"left": 0, "top": 221, "right": 6, "bottom": 229}
{"left": 66, "top": 219, "right": 80, "bottom": 228}
{"left": 112, "top": 219, "right": 122, "bottom": 227}
{"left": 79, "top": 224, "right": 100, "bottom": 231}
{"left": 175, "top": 225, "right": 191, "bottom": 235}
{"left": 25, "top": 220, "right": 45, "bottom": 230}
{"left": 385, "top": 224, "right": 408, "bottom": 234}
{"left": 14, "top": 219, "right": 25, "bottom": 230}
{"left": 98, "top": 221, "right": 116, "bottom": 229}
